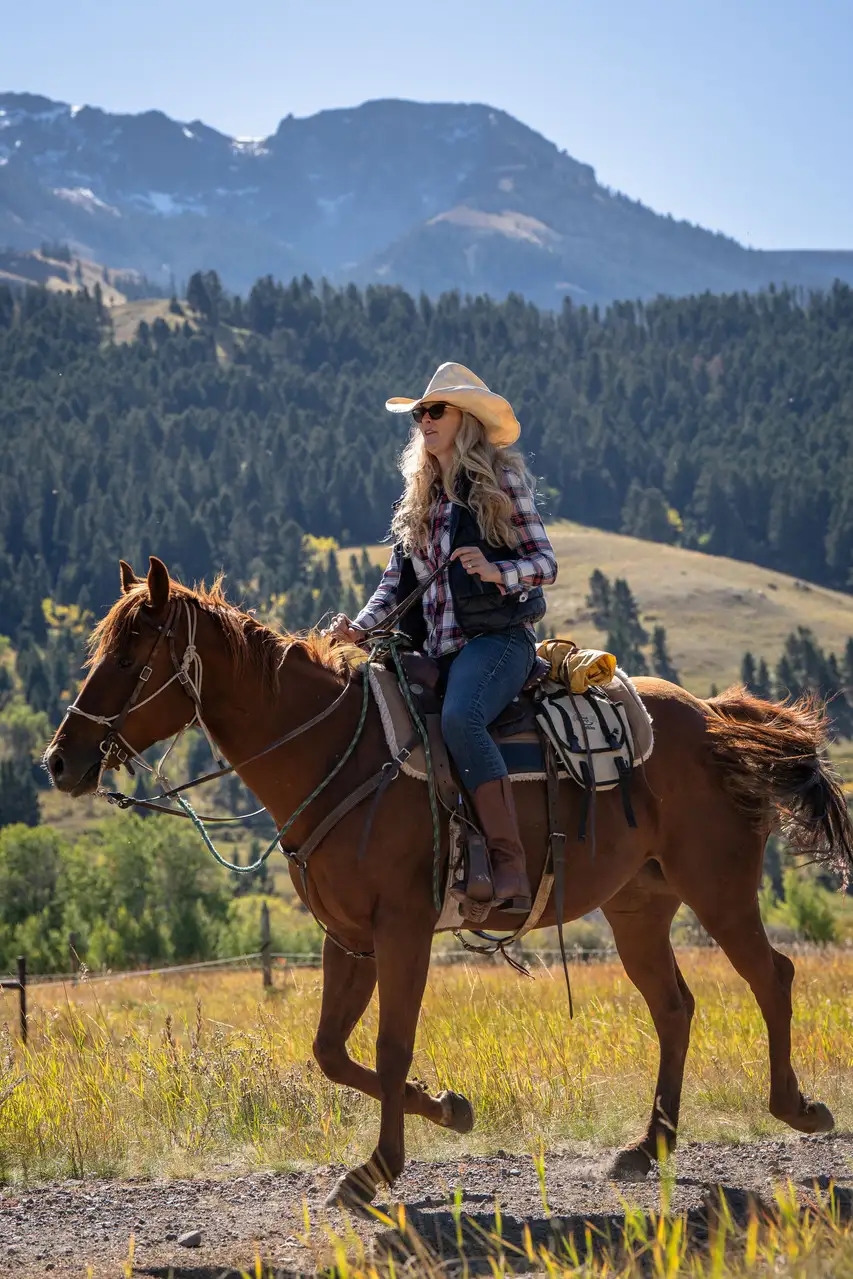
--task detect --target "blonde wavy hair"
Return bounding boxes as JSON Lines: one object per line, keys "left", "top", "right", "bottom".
{"left": 389, "top": 411, "right": 531, "bottom": 555}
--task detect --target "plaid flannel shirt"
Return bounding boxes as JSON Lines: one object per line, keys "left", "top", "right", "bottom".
{"left": 355, "top": 468, "right": 557, "bottom": 657}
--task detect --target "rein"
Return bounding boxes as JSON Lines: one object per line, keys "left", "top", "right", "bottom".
{"left": 357, "top": 557, "right": 448, "bottom": 640}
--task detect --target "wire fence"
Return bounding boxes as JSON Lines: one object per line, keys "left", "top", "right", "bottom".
{"left": 7, "top": 945, "right": 629, "bottom": 992}
{"left": 5, "top": 931, "right": 850, "bottom": 1010}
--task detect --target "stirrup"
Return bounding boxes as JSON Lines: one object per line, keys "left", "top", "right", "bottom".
{"left": 495, "top": 894, "right": 531, "bottom": 914}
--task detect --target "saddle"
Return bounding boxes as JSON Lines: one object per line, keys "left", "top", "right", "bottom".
{"left": 398, "top": 650, "right": 548, "bottom": 729}
{"left": 393, "top": 649, "right": 652, "bottom": 794}
{"left": 368, "top": 648, "right": 654, "bottom": 927}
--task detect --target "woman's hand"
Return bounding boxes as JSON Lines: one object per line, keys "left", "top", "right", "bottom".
{"left": 327, "top": 614, "right": 367, "bottom": 643}
{"left": 450, "top": 546, "right": 503, "bottom": 585}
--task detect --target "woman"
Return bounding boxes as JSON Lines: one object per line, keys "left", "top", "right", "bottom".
{"left": 331, "top": 363, "right": 557, "bottom": 911}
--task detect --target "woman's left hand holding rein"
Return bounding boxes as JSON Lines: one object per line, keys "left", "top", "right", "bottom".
{"left": 450, "top": 546, "right": 503, "bottom": 585}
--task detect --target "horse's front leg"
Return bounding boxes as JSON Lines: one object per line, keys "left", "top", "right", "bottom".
{"left": 315, "top": 934, "right": 471, "bottom": 1134}
{"left": 326, "top": 915, "right": 446, "bottom": 1209}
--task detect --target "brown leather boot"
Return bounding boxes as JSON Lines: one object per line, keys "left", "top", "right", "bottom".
{"left": 472, "top": 776, "right": 531, "bottom": 912}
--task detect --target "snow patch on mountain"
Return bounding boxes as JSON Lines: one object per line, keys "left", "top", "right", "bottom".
{"left": 231, "top": 137, "right": 269, "bottom": 158}
{"left": 53, "top": 187, "right": 120, "bottom": 216}
{"left": 136, "top": 191, "right": 207, "bottom": 217}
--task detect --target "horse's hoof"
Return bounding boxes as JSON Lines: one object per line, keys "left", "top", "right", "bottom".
{"left": 773, "top": 1096, "right": 836, "bottom": 1135}
{"left": 608, "top": 1145, "right": 652, "bottom": 1182}
{"left": 800, "top": 1100, "right": 835, "bottom": 1134}
{"left": 438, "top": 1089, "right": 475, "bottom": 1134}
{"left": 325, "top": 1168, "right": 377, "bottom": 1212}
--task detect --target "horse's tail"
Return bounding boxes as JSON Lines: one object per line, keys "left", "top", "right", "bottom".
{"left": 703, "top": 685, "right": 853, "bottom": 885}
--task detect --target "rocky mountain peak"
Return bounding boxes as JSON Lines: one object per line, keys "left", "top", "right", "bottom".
{"left": 1, "top": 90, "right": 851, "bottom": 305}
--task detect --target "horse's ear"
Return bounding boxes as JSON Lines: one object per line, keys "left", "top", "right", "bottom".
{"left": 146, "top": 556, "right": 171, "bottom": 614}
{"left": 119, "top": 560, "right": 138, "bottom": 594}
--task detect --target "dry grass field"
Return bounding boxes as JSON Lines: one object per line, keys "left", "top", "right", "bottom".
{"left": 351, "top": 522, "right": 853, "bottom": 696}
{"left": 4, "top": 953, "right": 853, "bottom": 1274}
{"left": 3, "top": 950, "right": 852, "bottom": 1184}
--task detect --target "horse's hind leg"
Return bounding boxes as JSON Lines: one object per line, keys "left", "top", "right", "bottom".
{"left": 602, "top": 875, "right": 695, "bottom": 1180}
{"left": 670, "top": 835, "right": 834, "bottom": 1136}
{"left": 313, "top": 937, "right": 471, "bottom": 1151}
{"left": 324, "top": 920, "right": 470, "bottom": 1209}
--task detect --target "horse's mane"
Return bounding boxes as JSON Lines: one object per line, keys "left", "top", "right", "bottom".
{"left": 88, "top": 576, "right": 366, "bottom": 686}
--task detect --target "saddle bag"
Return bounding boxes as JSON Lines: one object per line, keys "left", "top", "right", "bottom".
{"left": 535, "top": 685, "right": 638, "bottom": 828}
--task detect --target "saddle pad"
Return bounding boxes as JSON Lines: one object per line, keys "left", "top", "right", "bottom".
{"left": 367, "top": 664, "right": 653, "bottom": 785}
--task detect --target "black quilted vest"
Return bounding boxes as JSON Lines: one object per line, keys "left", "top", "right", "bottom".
{"left": 393, "top": 474, "right": 546, "bottom": 650}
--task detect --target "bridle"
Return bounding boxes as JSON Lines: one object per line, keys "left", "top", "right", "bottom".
{"left": 64, "top": 599, "right": 224, "bottom": 785}
{"left": 62, "top": 596, "right": 356, "bottom": 819}
{"left": 64, "top": 552, "right": 450, "bottom": 788}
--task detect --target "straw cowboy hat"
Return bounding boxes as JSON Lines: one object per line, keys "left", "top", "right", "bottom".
{"left": 386, "top": 362, "right": 521, "bottom": 447}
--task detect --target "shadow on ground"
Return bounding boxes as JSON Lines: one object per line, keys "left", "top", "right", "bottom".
{"left": 137, "top": 1180, "right": 853, "bottom": 1279}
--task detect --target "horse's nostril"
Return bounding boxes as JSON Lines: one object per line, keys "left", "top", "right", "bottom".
{"left": 51, "top": 753, "right": 64, "bottom": 780}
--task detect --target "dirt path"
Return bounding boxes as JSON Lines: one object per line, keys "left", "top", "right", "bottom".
{"left": 2, "top": 1135, "right": 851, "bottom": 1277}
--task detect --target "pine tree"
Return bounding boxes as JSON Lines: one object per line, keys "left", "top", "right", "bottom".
{"left": 843, "top": 638, "right": 853, "bottom": 690}
{"left": 825, "top": 654, "right": 853, "bottom": 738}
{"left": 284, "top": 583, "right": 316, "bottom": 631}
{"left": 133, "top": 774, "right": 152, "bottom": 818}
{"left": 621, "top": 483, "right": 675, "bottom": 544}
{"left": 0, "top": 760, "right": 40, "bottom": 827}
{"left": 754, "top": 659, "right": 774, "bottom": 701}
{"left": 650, "top": 626, "right": 679, "bottom": 683}
{"left": 359, "top": 550, "right": 383, "bottom": 599}
{"left": 186, "top": 271, "right": 212, "bottom": 319}
{"left": 741, "top": 652, "right": 757, "bottom": 691}
{"left": 0, "top": 665, "right": 12, "bottom": 711}
{"left": 775, "top": 655, "right": 794, "bottom": 697}
{"left": 342, "top": 585, "right": 360, "bottom": 618}
{"left": 230, "top": 845, "right": 246, "bottom": 896}
{"left": 605, "top": 578, "right": 649, "bottom": 675}
{"left": 586, "top": 569, "right": 612, "bottom": 629}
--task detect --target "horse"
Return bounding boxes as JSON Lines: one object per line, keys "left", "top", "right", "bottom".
{"left": 44, "top": 556, "right": 853, "bottom": 1209}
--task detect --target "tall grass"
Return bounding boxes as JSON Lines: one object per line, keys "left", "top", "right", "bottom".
{"left": 304, "top": 1185, "right": 853, "bottom": 1279}
{"left": 1, "top": 951, "right": 852, "bottom": 1183}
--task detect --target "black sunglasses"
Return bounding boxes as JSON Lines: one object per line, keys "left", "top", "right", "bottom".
{"left": 412, "top": 402, "right": 448, "bottom": 424}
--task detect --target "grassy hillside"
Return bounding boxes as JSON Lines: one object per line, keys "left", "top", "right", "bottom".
{"left": 351, "top": 521, "right": 853, "bottom": 695}
{"left": 110, "top": 297, "right": 199, "bottom": 343}
{"left": 0, "top": 248, "right": 129, "bottom": 305}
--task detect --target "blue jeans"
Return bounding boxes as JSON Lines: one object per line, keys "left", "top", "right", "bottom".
{"left": 440, "top": 628, "right": 536, "bottom": 791}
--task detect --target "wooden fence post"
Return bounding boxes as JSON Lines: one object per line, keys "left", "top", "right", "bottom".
{"left": 17, "top": 956, "right": 26, "bottom": 1045}
{"left": 1, "top": 956, "right": 26, "bottom": 1045}
{"left": 260, "top": 901, "right": 272, "bottom": 989}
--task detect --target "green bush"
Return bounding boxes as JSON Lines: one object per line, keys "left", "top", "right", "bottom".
{"left": 759, "top": 867, "right": 838, "bottom": 944}
{"left": 217, "top": 893, "right": 321, "bottom": 959}
{"left": 0, "top": 814, "right": 233, "bottom": 974}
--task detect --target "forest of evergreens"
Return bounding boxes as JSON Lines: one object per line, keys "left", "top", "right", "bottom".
{"left": 3, "top": 273, "right": 853, "bottom": 651}
{"left": 4, "top": 269, "right": 853, "bottom": 962}
{"left": 1, "top": 275, "right": 853, "bottom": 775}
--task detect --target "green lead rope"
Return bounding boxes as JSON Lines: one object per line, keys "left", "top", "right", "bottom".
{"left": 386, "top": 639, "right": 443, "bottom": 911}
{"left": 151, "top": 635, "right": 444, "bottom": 915}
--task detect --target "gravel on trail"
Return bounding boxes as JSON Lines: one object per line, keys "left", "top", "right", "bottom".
{"left": 2, "top": 1135, "right": 852, "bottom": 1277}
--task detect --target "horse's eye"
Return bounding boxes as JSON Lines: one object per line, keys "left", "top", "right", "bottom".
{"left": 117, "top": 655, "right": 134, "bottom": 670}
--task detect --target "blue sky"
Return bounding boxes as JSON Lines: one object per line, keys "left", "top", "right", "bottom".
{"left": 3, "top": 0, "right": 851, "bottom": 249}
